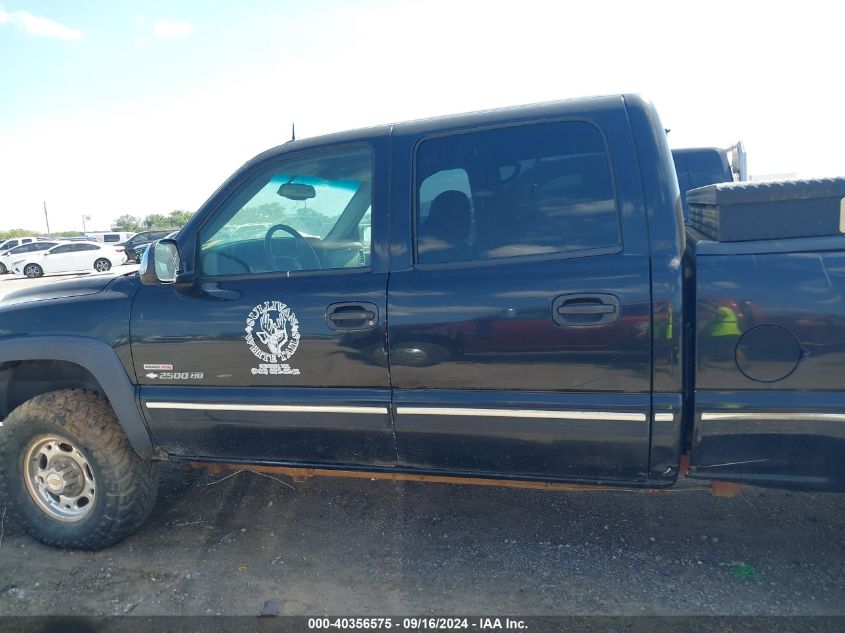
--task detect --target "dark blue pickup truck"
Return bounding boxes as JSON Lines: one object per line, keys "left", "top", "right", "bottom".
{"left": 1, "top": 95, "right": 843, "bottom": 550}
{"left": 672, "top": 146, "right": 734, "bottom": 220}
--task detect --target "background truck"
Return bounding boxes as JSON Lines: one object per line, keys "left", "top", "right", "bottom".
{"left": 0, "top": 95, "right": 843, "bottom": 550}
{"left": 672, "top": 142, "right": 747, "bottom": 220}
{"left": 117, "top": 230, "right": 171, "bottom": 263}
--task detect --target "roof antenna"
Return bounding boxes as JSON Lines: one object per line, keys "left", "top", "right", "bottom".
{"left": 291, "top": 122, "right": 296, "bottom": 141}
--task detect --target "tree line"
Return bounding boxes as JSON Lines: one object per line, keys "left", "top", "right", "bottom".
{"left": 112, "top": 210, "right": 194, "bottom": 232}
{"left": 0, "top": 229, "right": 86, "bottom": 240}
{"left": 0, "top": 210, "right": 195, "bottom": 240}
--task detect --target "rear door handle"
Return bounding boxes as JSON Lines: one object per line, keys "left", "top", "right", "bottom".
{"left": 557, "top": 304, "right": 616, "bottom": 316}
{"left": 552, "top": 293, "right": 620, "bottom": 327}
{"left": 326, "top": 302, "right": 379, "bottom": 330}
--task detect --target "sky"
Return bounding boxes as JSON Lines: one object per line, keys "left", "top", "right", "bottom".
{"left": 0, "top": 0, "right": 842, "bottom": 233}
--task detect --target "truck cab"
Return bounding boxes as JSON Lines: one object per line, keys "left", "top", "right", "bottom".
{"left": 133, "top": 94, "right": 684, "bottom": 485}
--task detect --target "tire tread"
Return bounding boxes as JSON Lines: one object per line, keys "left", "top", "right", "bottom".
{"left": 0, "top": 389, "right": 158, "bottom": 550}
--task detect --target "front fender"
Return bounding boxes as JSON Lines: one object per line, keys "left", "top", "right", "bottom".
{"left": 0, "top": 335, "right": 153, "bottom": 458}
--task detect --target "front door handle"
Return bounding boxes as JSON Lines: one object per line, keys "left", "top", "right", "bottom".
{"left": 330, "top": 310, "right": 375, "bottom": 321}
{"left": 326, "top": 302, "right": 379, "bottom": 330}
{"left": 552, "top": 293, "right": 620, "bottom": 327}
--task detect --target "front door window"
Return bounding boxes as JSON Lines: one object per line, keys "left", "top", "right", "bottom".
{"left": 199, "top": 145, "right": 373, "bottom": 277}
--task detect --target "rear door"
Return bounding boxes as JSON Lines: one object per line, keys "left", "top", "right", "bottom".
{"left": 388, "top": 108, "right": 653, "bottom": 482}
{"left": 73, "top": 243, "right": 102, "bottom": 269}
{"left": 131, "top": 138, "right": 395, "bottom": 466}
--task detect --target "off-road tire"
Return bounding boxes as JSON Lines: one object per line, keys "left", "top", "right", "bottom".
{"left": 0, "top": 389, "right": 158, "bottom": 550}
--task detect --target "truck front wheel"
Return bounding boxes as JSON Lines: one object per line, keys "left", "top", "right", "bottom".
{"left": 0, "top": 389, "right": 158, "bottom": 550}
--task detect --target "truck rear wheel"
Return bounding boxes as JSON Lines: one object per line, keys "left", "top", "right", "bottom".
{"left": 0, "top": 389, "right": 158, "bottom": 550}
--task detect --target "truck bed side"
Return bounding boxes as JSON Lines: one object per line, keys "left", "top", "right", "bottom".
{"left": 688, "top": 232, "right": 845, "bottom": 490}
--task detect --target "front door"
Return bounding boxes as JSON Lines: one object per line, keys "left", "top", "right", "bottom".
{"left": 131, "top": 141, "right": 395, "bottom": 467}
{"left": 44, "top": 243, "right": 89, "bottom": 272}
{"left": 388, "top": 114, "right": 653, "bottom": 482}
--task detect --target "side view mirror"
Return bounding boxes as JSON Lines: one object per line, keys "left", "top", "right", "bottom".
{"left": 140, "top": 238, "right": 180, "bottom": 285}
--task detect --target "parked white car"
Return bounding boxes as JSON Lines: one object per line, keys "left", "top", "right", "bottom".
{"left": 9, "top": 242, "right": 127, "bottom": 278}
{"left": 0, "top": 236, "right": 45, "bottom": 255}
{"left": 0, "top": 240, "right": 60, "bottom": 274}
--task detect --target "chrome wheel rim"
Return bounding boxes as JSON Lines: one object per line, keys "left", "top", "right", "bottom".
{"left": 24, "top": 265, "right": 40, "bottom": 277}
{"left": 95, "top": 260, "right": 110, "bottom": 272}
{"left": 23, "top": 435, "right": 96, "bottom": 522}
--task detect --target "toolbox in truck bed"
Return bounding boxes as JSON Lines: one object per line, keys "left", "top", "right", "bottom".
{"left": 687, "top": 177, "right": 845, "bottom": 242}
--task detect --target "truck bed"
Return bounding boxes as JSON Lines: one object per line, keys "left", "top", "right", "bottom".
{"left": 686, "top": 229, "right": 845, "bottom": 489}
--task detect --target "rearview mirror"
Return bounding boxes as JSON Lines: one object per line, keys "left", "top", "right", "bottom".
{"left": 140, "top": 239, "right": 179, "bottom": 285}
{"left": 277, "top": 182, "right": 316, "bottom": 201}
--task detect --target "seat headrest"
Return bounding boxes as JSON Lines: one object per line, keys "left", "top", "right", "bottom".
{"left": 425, "top": 190, "right": 471, "bottom": 240}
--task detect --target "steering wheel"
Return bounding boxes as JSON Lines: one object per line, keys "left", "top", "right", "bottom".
{"left": 264, "top": 224, "right": 322, "bottom": 272}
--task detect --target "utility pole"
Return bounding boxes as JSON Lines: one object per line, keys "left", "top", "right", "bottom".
{"left": 43, "top": 201, "right": 51, "bottom": 236}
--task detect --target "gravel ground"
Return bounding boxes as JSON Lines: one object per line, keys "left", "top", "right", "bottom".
{"left": 0, "top": 462, "right": 842, "bottom": 616}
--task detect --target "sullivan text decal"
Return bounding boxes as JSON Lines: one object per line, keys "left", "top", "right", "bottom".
{"left": 245, "top": 300, "right": 301, "bottom": 375}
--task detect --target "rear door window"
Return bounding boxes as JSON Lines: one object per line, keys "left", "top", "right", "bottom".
{"left": 415, "top": 121, "right": 620, "bottom": 265}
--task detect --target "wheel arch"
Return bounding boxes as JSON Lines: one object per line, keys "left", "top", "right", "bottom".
{"left": 0, "top": 336, "right": 154, "bottom": 458}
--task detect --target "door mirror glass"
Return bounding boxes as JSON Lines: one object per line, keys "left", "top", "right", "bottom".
{"left": 140, "top": 239, "right": 180, "bottom": 284}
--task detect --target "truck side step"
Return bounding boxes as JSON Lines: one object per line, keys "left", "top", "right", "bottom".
{"left": 188, "top": 462, "right": 683, "bottom": 494}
